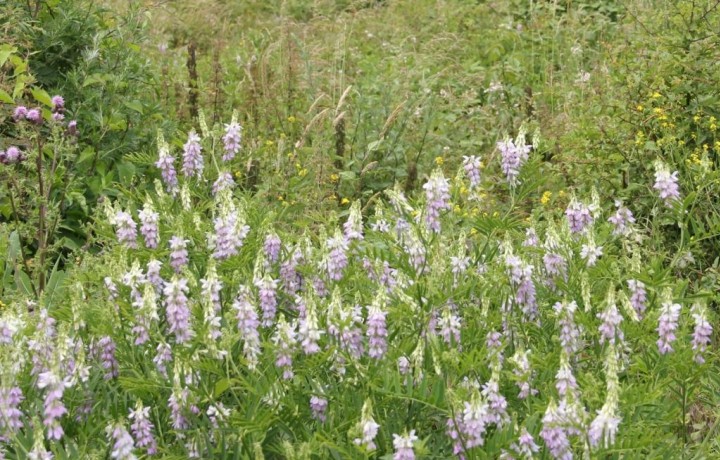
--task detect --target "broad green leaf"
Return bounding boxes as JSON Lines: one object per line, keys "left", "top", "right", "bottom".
{"left": 31, "top": 87, "right": 52, "bottom": 107}
{"left": 0, "top": 89, "right": 13, "bottom": 104}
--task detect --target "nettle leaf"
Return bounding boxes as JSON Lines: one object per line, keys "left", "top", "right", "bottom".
{"left": 31, "top": 87, "right": 52, "bottom": 107}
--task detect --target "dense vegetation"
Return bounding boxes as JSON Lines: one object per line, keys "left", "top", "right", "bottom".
{"left": 0, "top": 0, "right": 719, "bottom": 458}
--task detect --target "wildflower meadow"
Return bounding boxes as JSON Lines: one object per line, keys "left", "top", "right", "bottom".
{"left": 1, "top": 0, "right": 719, "bottom": 459}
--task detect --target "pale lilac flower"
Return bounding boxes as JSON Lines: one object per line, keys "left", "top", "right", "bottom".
{"left": 506, "top": 255, "right": 537, "bottom": 320}
{"left": 580, "top": 243, "right": 603, "bottom": 267}
{"left": 565, "top": 199, "right": 593, "bottom": 234}
{"left": 146, "top": 260, "right": 164, "bottom": 291}
{"left": 298, "top": 300, "right": 323, "bottom": 354}
{"left": 555, "top": 357, "right": 578, "bottom": 397}
{"left": 540, "top": 402, "right": 572, "bottom": 460}
{"left": 52, "top": 112, "right": 65, "bottom": 122}
{"left": 255, "top": 275, "right": 279, "bottom": 327}
{"left": 463, "top": 155, "right": 482, "bottom": 188}
{"left": 222, "top": 121, "right": 242, "bottom": 161}
{"left": 138, "top": 203, "right": 160, "bottom": 249}
{"left": 404, "top": 232, "right": 427, "bottom": 274}
{"left": 497, "top": 139, "right": 531, "bottom": 186}
{"left": 96, "top": 336, "right": 119, "bottom": 380}
{"left": 506, "top": 427, "right": 540, "bottom": 459}
{"left": 398, "top": 356, "right": 411, "bottom": 375}
{"left": 0, "top": 146, "right": 24, "bottom": 164}
{"left": 12, "top": 106, "right": 28, "bottom": 121}
{"left": 107, "top": 423, "right": 136, "bottom": 460}
{"left": 169, "top": 236, "right": 189, "bottom": 272}
{"left": 523, "top": 227, "right": 539, "bottom": 247}
{"left": 367, "top": 304, "right": 388, "bottom": 359}
{"left": 462, "top": 397, "right": 489, "bottom": 448}
{"left": 344, "top": 200, "right": 364, "bottom": 241}
{"left": 657, "top": 301, "right": 681, "bottom": 354}
{"left": 438, "top": 307, "right": 462, "bottom": 348}
{"left": 168, "top": 387, "right": 191, "bottom": 430}
{"left": 0, "top": 387, "right": 24, "bottom": 435}
{"left": 233, "top": 286, "right": 261, "bottom": 368}
{"left": 510, "top": 350, "right": 538, "bottom": 399}
{"left": 37, "top": 370, "right": 68, "bottom": 440}
{"left": 627, "top": 280, "right": 647, "bottom": 319}
{"left": 272, "top": 315, "right": 296, "bottom": 380}
{"left": 51, "top": 95, "right": 65, "bottom": 110}
{"left": 482, "top": 378, "right": 509, "bottom": 426}
{"left": 446, "top": 414, "right": 465, "bottom": 456}
{"left": 392, "top": 430, "right": 419, "bottom": 460}
{"left": 355, "top": 419, "right": 380, "bottom": 451}
{"left": 654, "top": 166, "right": 681, "bottom": 206}
{"left": 153, "top": 343, "right": 172, "bottom": 378}
{"left": 115, "top": 211, "right": 139, "bottom": 249}
{"left": 597, "top": 302, "right": 623, "bottom": 345}
{"left": 310, "top": 396, "right": 328, "bottom": 422}
{"left": 326, "top": 231, "right": 349, "bottom": 281}
{"left": 129, "top": 402, "right": 157, "bottom": 455}
{"left": 67, "top": 120, "right": 78, "bottom": 136}
{"left": 182, "top": 130, "right": 203, "bottom": 178}
{"left": 554, "top": 301, "right": 583, "bottom": 355}
{"left": 691, "top": 303, "right": 712, "bottom": 364}
{"left": 588, "top": 407, "right": 621, "bottom": 449}
{"left": 280, "top": 248, "right": 303, "bottom": 295}
{"left": 264, "top": 233, "right": 282, "bottom": 263}
{"left": 212, "top": 172, "right": 235, "bottom": 194}
{"left": 543, "top": 251, "right": 567, "bottom": 282}
{"left": 164, "top": 277, "right": 193, "bottom": 343}
{"left": 155, "top": 146, "right": 177, "bottom": 191}
{"left": 423, "top": 169, "right": 451, "bottom": 232}
{"left": 26, "top": 108, "right": 43, "bottom": 124}
{"left": 608, "top": 201, "right": 635, "bottom": 236}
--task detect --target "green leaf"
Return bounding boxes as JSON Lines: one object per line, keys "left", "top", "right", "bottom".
{"left": 0, "top": 89, "right": 13, "bottom": 104}
{"left": 31, "top": 87, "right": 52, "bottom": 107}
{"left": 44, "top": 257, "right": 66, "bottom": 306}
{"left": 15, "top": 269, "right": 34, "bottom": 297}
{"left": 214, "top": 378, "right": 231, "bottom": 398}
{"left": 0, "top": 45, "right": 17, "bottom": 68}
{"left": 6, "top": 231, "right": 21, "bottom": 262}
{"left": 123, "top": 100, "right": 144, "bottom": 115}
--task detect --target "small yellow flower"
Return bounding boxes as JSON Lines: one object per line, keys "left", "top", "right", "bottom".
{"left": 453, "top": 204, "right": 462, "bottom": 214}
{"left": 330, "top": 173, "right": 339, "bottom": 183}
{"left": 470, "top": 228, "right": 478, "bottom": 235}
{"left": 492, "top": 211, "right": 499, "bottom": 217}
{"left": 636, "top": 105, "right": 644, "bottom": 111}
{"left": 693, "top": 115, "right": 701, "bottom": 123}
{"left": 540, "top": 191, "right": 552, "bottom": 205}
{"left": 278, "top": 195, "right": 284, "bottom": 201}
{"left": 298, "top": 168, "right": 308, "bottom": 177}
{"left": 265, "top": 140, "right": 274, "bottom": 146}
{"left": 341, "top": 198, "right": 350, "bottom": 205}
{"left": 459, "top": 185, "right": 468, "bottom": 196}
{"left": 435, "top": 156, "right": 444, "bottom": 166}
{"left": 558, "top": 190, "right": 566, "bottom": 198}
{"left": 287, "top": 116, "right": 296, "bottom": 123}
{"left": 652, "top": 92, "right": 661, "bottom": 99}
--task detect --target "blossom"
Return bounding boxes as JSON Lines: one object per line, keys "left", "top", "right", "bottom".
{"left": 367, "top": 299, "right": 388, "bottom": 359}
{"left": 114, "top": 211, "right": 139, "bottom": 249}
{"left": 627, "top": 280, "right": 647, "bottom": 319}
{"left": 0, "top": 387, "right": 24, "bottom": 436}
{"left": 272, "top": 315, "right": 297, "bottom": 379}
{"left": 153, "top": 342, "right": 173, "bottom": 378}
{"left": 326, "top": 230, "right": 349, "bottom": 281}
{"left": 310, "top": 396, "right": 328, "bottom": 422}
{"left": 156, "top": 137, "right": 178, "bottom": 191}
{"left": 344, "top": 200, "right": 364, "bottom": 241}
{"left": 422, "top": 169, "right": 451, "bottom": 232}
{"left": 608, "top": 201, "right": 635, "bottom": 236}
{"left": 96, "top": 336, "right": 119, "bottom": 380}
{"left": 690, "top": 303, "right": 712, "bottom": 364}
{"left": 264, "top": 233, "right": 282, "bottom": 263}
{"left": 107, "top": 422, "right": 136, "bottom": 460}
{"left": 129, "top": 402, "right": 157, "bottom": 455}
{"left": 653, "top": 164, "right": 681, "bottom": 206}
{"left": 656, "top": 301, "right": 681, "bottom": 354}
{"left": 580, "top": 242, "right": 603, "bottom": 267}
{"left": 51, "top": 95, "right": 65, "bottom": 111}
{"left": 212, "top": 172, "right": 235, "bottom": 194}
{"left": 392, "top": 430, "right": 419, "bottom": 460}
{"left": 565, "top": 198, "right": 593, "bottom": 234}
{"left": 255, "top": 275, "right": 279, "bottom": 327}
{"left": 182, "top": 130, "right": 204, "bottom": 178}
{"left": 0, "top": 146, "right": 24, "bottom": 164}
{"left": 138, "top": 203, "right": 160, "bottom": 249}
{"left": 588, "top": 406, "right": 621, "bottom": 449}
{"left": 26, "top": 108, "right": 43, "bottom": 125}
{"left": 510, "top": 349, "right": 538, "bottom": 399}
{"left": 463, "top": 155, "right": 482, "bottom": 188}
{"left": 462, "top": 396, "right": 489, "bottom": 448}
{"left": 497, "top": 138, "right": 531, "bottom": 186}
{"left": 233, "top": 286, "right": 261, "bottom": 369}
{"left": 540, "top": 401, "right": 572, "bottom": 460}
{"left": 169, "top": 236, "right": 189, "bottom": 272}
{"left": 554, "top": 301, "right": 583, "bottom": 355}
{"left": 222, "top": 121, "right": 242, "bottom": 161}
{"left": 163, "top": 277, "right": 193, "bottom": 343}
{"left": 37, "top": 370, "right": 69, "bottom": 440}
{"left": 597, "top": 300, "right": 623, "bottom": 345}
{"left": 12, "top": 106, "right": 27, "bottom": 121}
{"left": 298, "top": 298, "right": 323, "bottom": 354}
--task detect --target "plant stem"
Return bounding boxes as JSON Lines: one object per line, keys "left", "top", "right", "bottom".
{"left": 36, "top": 130, "right": 46, "bottom": 293}
{"left": 7, "top": 180, "right": 39, "bottom": 299}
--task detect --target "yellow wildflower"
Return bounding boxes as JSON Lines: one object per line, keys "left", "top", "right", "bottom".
{"left": 330, "top": 174, "right": 339, "bottom": 183}
{"left": 636, "top": 105, "right": 644, "bottom": 111}
{"left": 341, "top": 198, "right": 350, "bottom": 205}
{"left": 652, "top": 92, "right": 661, "bottom": 99}
{"left": 435, "top": 156, "right": 444, "bottom": 166}
{"left": 287, "top": 116, "right": 296, "bottom": 123}
{"left": 540, "top": 191, "right": 552, "bottom": 205}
